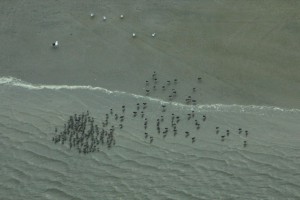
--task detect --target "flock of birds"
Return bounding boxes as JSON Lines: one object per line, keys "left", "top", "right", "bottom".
{"left": 52, "top": 71, "right": 250, "bottom": 154}
{"left": 51, "top": 13, "right": 156, "bottom": 48}
{"left": 144, "top": 71, "right": 201, "bottom": 104}
{"left": 52, "top": 111, "right": 117, "bottom": 154}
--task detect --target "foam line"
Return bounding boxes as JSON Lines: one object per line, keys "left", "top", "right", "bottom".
{"left": 1, "top": 76, "right": 299, "bottom": 113}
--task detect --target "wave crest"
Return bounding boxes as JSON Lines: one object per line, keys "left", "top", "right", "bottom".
{"left": 1, "top": 76, "right": 299, "bottom": 113}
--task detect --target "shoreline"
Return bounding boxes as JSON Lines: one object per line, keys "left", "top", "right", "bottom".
{"left": 1, "top": 0, "right": 300, "bottom": 109}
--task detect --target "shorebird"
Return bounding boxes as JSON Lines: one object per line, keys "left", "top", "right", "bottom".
{"left": 161, "top": 105, "right": 166, "bottom": 112}
{"left": 245, "top": 130, "right": 249, "bottom": 137}
{"left": 221, "top": 135, "right": 225, "bottom": 141}
{"left": 216, "top": 127, "right": 219, "bottom": 134}
{"left": 192, "top": 137, "right": 196, "bottom": 143}
{"left": 185, "top": 131, "right": 190, "bottom": 138}
{"left": 238, "top": 128, "right": 242, "bottom": 134}
{"left": 150, "top": 136, "right": 153, "bottom": 144}
{"left": 152, "top": 33, "right": 156, "bottom": 37}
{"left": 52, "top": 41, "right": 58, "bottom": 48}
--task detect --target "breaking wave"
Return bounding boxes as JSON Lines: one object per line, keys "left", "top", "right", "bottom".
{"left": 1, "top": 76, "right": 299, "bottom": 114}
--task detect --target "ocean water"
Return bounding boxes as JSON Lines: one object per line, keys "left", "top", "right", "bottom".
{"left": 0, "top": 77, "right": 300, "bottom": 200}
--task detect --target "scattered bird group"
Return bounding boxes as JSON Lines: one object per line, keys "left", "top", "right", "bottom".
{"left": 52, "top": 13, "right": 157, "bottom": 48}
{"left": 52, "top": 71, "right": 250, "bottom": 154}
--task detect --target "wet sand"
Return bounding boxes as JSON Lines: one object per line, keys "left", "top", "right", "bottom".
{"left": 0, "top": 83, "right": 299, "bottom": 199}
{"left": 0, "top": 0, "right": 300, "bottom": 108}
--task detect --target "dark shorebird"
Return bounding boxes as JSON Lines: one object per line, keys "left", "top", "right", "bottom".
{"left": 245, "top": 130, "right": 249, "bottom": 137}
{"left": 187, "top": 114, "right": 191, "bottom": 120}
{"left": 141, "top": 111, "right": 144, "bottom": 118}
{"left": 221, "top": 135, "right": 225, "bottom": 141}
{"left": 192, "top": 137, "right": 196, "bottom": 143}
{"left": 174, "top": 79, "right": 178, "bottom": 84}
{"left": 143, "top": 102, "right": 147, "bottom": 109}
{"left": 137, "top": 103, "right": 140, "bottom": 110}
{"left": 157, "top": 127, "right": 161, "bottom": 134}
{"left": 163, "top": 132, "right": 167, "bottom": 138}
{"left": 226, "top": 130, "right": 230, "bottom": 136}
{"left": 153, "top": 85, "right": 156, "bottom": 90}
{"left": 162, "top": 86, "right": 166, "bottom": 91}
{"left": 192, "top": 88, "right": 196, "bottom": 92}
{"left": 133, "top": 111, "right": 137, "bottom": 117}
{"left": 198, "top": 77, "right": 202, "bottom": 82}
{"left": 122, "top": 105, "right": 125, "bottom": 113}
{"left": 173, "top": 130, "right": 177, "bottom": 136}
{"left": 145, "top": 132, "right": 148, "bottom": 139}
{"left": 152, "top": 71, "right": 157, "bottom": 80}
{"left": 238, "top": 128, "right": 242, "bottom": 134}
{"left": 172, "top": 90, "right": 177, "bottom": 97}
{"left": 185, "top": 131, "right": 190, "bottom": 138}
{"left": 160, "top": 115, "right": 164, "bottom": 122}
{"left": 216, "top": 127, "right": 219, "bottom": 134}
{"left": 146, "top": 89, "right": 150, "bottom": 95}
{"left": 191, "top": 111, "right": 195, "bottom": 118}
{"left": 120, "top": 116, "right": 124, "bottom": 122}
{"left": 171, "top": 114, "right": 175, "bottom": 124}
{"left": 119, "top": 124, "right": 123, "bottom": 129}
{"left": 145, "top": 80, "right": 149, "bottom": 86}
{"left": 176, "top": 116, "right": 180, "bottom": 123}
{"left": 150, "top": 136, "right": 153, "bottom": 144}
{"left": 243, "top": 140, "right": 247, "bottom": 147}
{"left": 161, "top": 105, "right": 166, "bottom": 112}
{"left": 154, "top": 78, "right": 158, "bottom": 84}
{"left": 110, "top": 108, "right": 113, "bottom": 115}
{"left": 185, "top": 98, "right": 191, "bottom": 104}
{"left": 202, "top": 115, "right": 206, "bottom": 122}
{"left": 167, "top": 80, "right": 171, "bottom": 85}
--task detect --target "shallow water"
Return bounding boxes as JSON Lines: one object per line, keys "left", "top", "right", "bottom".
{"left": 0, "top": 77, "right": 300, "bottom": 200}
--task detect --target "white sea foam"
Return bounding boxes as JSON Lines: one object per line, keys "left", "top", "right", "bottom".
{"left": 1, "top": 76, "right": 299, "bottom": 114}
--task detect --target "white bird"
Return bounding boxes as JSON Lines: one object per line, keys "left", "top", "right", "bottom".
{"left": 90, "top": 13, "right": 95, "bottom": 18}
{"left": 120, "top": 14, "right": 124, "bottom": 19}
{"left": 152, "top": 33, "right": 156, "bottom": 37}
{"left": 132, "top": 33, "right": 136, "bottom": 38}
{"left": 103, "top": 16, "right": 106, "bottom": 21}
{"left": 52, "top": 41, "right": 58, "bottom": 48}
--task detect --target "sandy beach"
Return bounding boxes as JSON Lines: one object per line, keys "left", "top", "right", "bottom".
{"left": 0, "top": 0, "right": 299, "bottom": 108}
